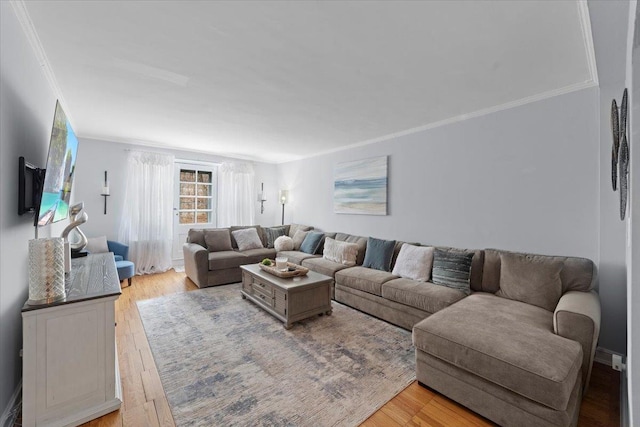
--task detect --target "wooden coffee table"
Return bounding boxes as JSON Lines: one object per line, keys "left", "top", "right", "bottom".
{"left": 240, "top": 263, "right": 333, "bottom": 329}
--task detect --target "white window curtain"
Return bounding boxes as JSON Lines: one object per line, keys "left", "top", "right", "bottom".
{"left": 218, "top": 162, "right": 255, "bottom": 227}
{"left": 118, "top": 151, "right": 174, "bottom": 274}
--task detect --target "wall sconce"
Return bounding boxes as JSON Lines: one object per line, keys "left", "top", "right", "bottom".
{"left": 279, "top": 189, "right": 288, "bottom": 225}
{"left": 257, "top": 182, "right": 267, "bottom": 214}
{"left": 100, "top": 170, "right": 110, "bottom": 214}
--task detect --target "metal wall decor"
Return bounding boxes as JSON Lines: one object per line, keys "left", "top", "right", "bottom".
{"left": 611, "top": 88, "right": 630, "bottom": 220}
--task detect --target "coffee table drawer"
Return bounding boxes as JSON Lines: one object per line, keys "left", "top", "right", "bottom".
{"left": 252, "top": 290, "right": 273, "bottom": 307}
{"left": 252, "top": 281, "right": 273, "bottom": 298}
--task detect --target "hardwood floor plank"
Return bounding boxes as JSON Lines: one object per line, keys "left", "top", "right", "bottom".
{"left": 63, "top": 269, "right": 619, "bottom": 427}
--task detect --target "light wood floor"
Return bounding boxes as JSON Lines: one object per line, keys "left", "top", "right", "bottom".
{"left": 71, "top": 270, "right": 618, "bottom": 427}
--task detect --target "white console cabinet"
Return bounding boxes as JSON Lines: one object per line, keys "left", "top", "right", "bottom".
{"left": 22, "top": 253, "right": 122, "bottom": 426}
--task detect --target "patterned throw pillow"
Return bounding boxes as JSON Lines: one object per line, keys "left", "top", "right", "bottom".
{"left": 264, "top": 226, "right": 286, "bottom": 248}
{"left": 431, "top": 249, "right": 473, "bottom": 295}
{"left": 362, "top": 237, "right": 396, "bottom": 272}
{"left": 391, "top": 244, "right": 435, "bottom": 282}
{"left": 300, "top": 231, "right": 324, "bottom": 254}
{"left": 323, "top": 237, "right": 358, "bottom": 266}
{"left": 274, "top": 236, "right": 294, "bottom": 252}
{"left": 231, "top": 228, "right": 263, "bottom": 251}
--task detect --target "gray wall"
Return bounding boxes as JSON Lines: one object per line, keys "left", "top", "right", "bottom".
{"left": 279, "top": 87, "right": 600, "bottom": 263}
{"left": 589, "top": 0, "right": 631, "bottom": 354}
{"left": 72, "top": 138, "right": 280, "bottom": 242}
{"left": 0, "top": 3, "right": 67, "bottom": 415}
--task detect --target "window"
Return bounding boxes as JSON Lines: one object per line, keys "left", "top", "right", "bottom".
{"left": 177, "top": 167, "right": 216, "bottom": 225}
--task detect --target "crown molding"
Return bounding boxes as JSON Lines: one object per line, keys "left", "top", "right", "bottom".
{"left": 578, "top": 0, "right": 599, "bottom": 86}
{"left": 9, "top": 0, "right": 75, "bottom": 125}
{"left": 282, "top": 81, "right": 598, "bottom": 164}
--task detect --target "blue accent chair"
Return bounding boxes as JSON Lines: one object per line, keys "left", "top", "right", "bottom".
{"left": 107, "top": 240, "right": 135, "bottom": 287}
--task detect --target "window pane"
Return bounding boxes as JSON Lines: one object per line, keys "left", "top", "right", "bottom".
{"left": 197, "top": 171, "right": 211, "bottom": 183}
{"left": 180, "top": 169, "right": 196, "bottom": 182}
{"left": 180, "top": 197, "right": 195, "bottom": 209}
{"left": 197, "top": 184, "right": 211, "bottom": 196}
{"left": 180, "top": 183, "right": 195, "bottom": 196}
{"left": 179, "top": 212, "right": 195, "bottom": 224}
{"left": 196, "top": 198, "right": 210, "bottom": 209}
{"left": 196, "top": 212, "right": 210, "bottom": 223}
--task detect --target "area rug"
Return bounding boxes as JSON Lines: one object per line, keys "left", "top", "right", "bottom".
{"left": 137, "top": 284, "right": 415, "bottom": 426}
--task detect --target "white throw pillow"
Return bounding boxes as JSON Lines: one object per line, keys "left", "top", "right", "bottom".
{"left": 86, "top": 236, "right": 109, "bottom": 253}
{"left": 323, "top": 237, "right": 358, "bottom": 267}
{"left": 392, "top": 244, "right": 435, "bottom": 282}
{"left": 231, "top": 228, "right": 263, "bottom": 251}
{"left": 274, "top": 235, "right": 294, "bottom": 252}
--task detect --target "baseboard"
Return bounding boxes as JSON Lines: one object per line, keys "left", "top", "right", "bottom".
{"left": 594, "top": 346, "right": 625, "bottom": 367}
{"left": 0, "top": 380, "right": 22, "bottom": 427}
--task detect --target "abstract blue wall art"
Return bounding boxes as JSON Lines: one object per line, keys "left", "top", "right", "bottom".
{"left": 334, "top": 156, "right": 388, "bottom": 215}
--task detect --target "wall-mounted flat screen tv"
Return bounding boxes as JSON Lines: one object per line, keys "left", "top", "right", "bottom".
{"left": 37, "top": 101, "right": 79, "bottom": 226}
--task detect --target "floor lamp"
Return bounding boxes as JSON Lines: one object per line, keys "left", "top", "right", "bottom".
{"left": 279, "top": 190, "right": 288, "bottom": 225}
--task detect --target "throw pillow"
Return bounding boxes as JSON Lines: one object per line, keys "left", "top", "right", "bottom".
{"left": 204, "top": 229, "right": 233, "bottom": 252}
{"left": 391, "top": 244, "right": 435, "bottom": 282}
{"left": 186, "top": 229, "right": 206, "bottom": 247}
{"left": 432, "top": 249, "right": 473, "bottom": 295}
{"left": 288, "top": 224, "right": 312, "bottom": 238}
{"left": 496, "top": 252, "right": 563, "bottom": 312}
{"left": 231, "top": 228, "right": 263, "bottom": 251}
{"left": 264, "top": 226, "right": 286, "bottom": 249}
{"left": 300, "top": 231, "right": 324, "bottom": 254}
{"left": 362, "top": 237, "right": 396, "bottom": 272}
{"left": 86, "top": 236, "right": 109, "bottom": 253}
{"left": 323, "top": 237, "right": 358, "bottom": 266}
{"left": 274, "top": 235, "right": 294, "bottom": 252}
{"left": 291, "top": 230, "right": 309, "bottom": 250}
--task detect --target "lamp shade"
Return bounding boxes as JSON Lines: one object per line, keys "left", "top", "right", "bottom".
{"left": 28, "top": 237, "right": 66, "bottom": 305}
{"left": 279, "top": 190, "right": 289, "bottom": 204}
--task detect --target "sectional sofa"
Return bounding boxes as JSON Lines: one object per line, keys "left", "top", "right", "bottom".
{"left": 183, "top": 224, "right": 600, "bottom": 427}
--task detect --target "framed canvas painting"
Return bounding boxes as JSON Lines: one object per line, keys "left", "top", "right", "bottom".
{"left": 334, "top": 156, "right": 388, "bottom": 215}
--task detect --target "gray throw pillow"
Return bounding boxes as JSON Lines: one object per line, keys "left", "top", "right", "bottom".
{"left": 288, "top": 224, "right": 312, "bottom": 238}
{"left": 291, "top": 230, "right": 309, "bottom": 250}
{"left": 496, "top": 252, "right": 563, "bottom": 312}
{"left": 432, "top": 249, "right": 473, "bottom": 295}
{"left": 362, "top": 237, "right": 396, "bottom": 272}
{"left": 300, "top": 231, "right": 324, "bottom": 254}
{"left": 86, "top": 236, "right": 109, "bottom": 253}
{"left": 204, "top": 229, "right": 233, "bottom": 252}
{"left": 265, "top": 226, "right": 286, "bottom": 249}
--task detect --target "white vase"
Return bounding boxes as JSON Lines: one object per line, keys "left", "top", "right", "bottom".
{"left": 28, "top": 237, "right": 66, "bottom": 305}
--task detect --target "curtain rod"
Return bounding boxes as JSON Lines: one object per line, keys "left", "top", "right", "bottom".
{"left": 122, "top": 149, "right": 220, "bottom": 166}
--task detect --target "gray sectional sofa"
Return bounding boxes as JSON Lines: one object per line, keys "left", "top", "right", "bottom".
{"left": 183, "top": 224, "right": 600, "bottom": 427}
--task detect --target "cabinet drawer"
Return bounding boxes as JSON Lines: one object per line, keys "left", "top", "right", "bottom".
{"left": 251, "top": 280, "right": 273, "bottom": 298}
{"left": 253, "top": 290, "right": 273, "bottom": 307}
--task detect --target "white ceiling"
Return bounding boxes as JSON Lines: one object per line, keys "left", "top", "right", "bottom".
{"left": 21, "top": 1, "right": 595, "bottom": 163}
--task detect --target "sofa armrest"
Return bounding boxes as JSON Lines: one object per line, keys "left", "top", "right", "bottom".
{"left": 553, "top": 290, "right": 601, "bottom": 391}
{"left": 183, "top": 243, "right": 209, "bottom": 288}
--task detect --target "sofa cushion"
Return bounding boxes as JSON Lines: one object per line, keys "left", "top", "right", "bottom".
{"left": 413, "top": 293, "right": 583, "bottom": 411}
{"left": 288, "top": 223, "right": 313, "bottom": 238}
{"left": 335, "top": 266, "right": 397, "bottom": 296}
{"left": 231, "top": 228, "right": 263, "bottom": 251}
{"left": 276, "top": 250, "right": 319, "bottom": 266}
{"left": 392, "top": 244, "right": 434, "bottom": 282}
{"left": 323, "top": 237, "right": 359, "bottom": 267}
{"left": 382, "top": 278, "right": 466, "bottom": 314}
{"left": 363, "top": 237, "right": 396, "bottom": 272}
{"left": 204, "top": 229, "right": 233, "bottom": 252}
{"left": 274, "top": 236, "right": 294, "bottom": 252}
{"left": 208, "top": 251, "right": 249, "bottom": 271}
{"left": 292, "top": 230, "right": 309, "bottom": 250}
{"left": 264, "top": 226, "right": 286, "bottom": 249}
{"left": 335, "top": 233, "right": 368, "bottom": 266}
{"left": 432, "top": 248, "right": 473, "bottom": 295}
{"left": 496, "top": 252, "right": 563, "bottom": 312}
{"left": 300, "top": 231, "right": 325, "bottom": 254}
{"left": 242, "top": 248, "right": 277, "bottom": 264}
{"left": 302, "top": 257, "right": 351, "bottom": 278}
{"left": 186, "top": 229, "right": 206, "bottom": 248}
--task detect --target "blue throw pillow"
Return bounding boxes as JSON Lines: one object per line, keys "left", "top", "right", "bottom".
{"left": 300, "top": 231, "right": 324, "bottom": 254}
{"left": 362, "top": 237, "right": 396, "bottom": 271}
